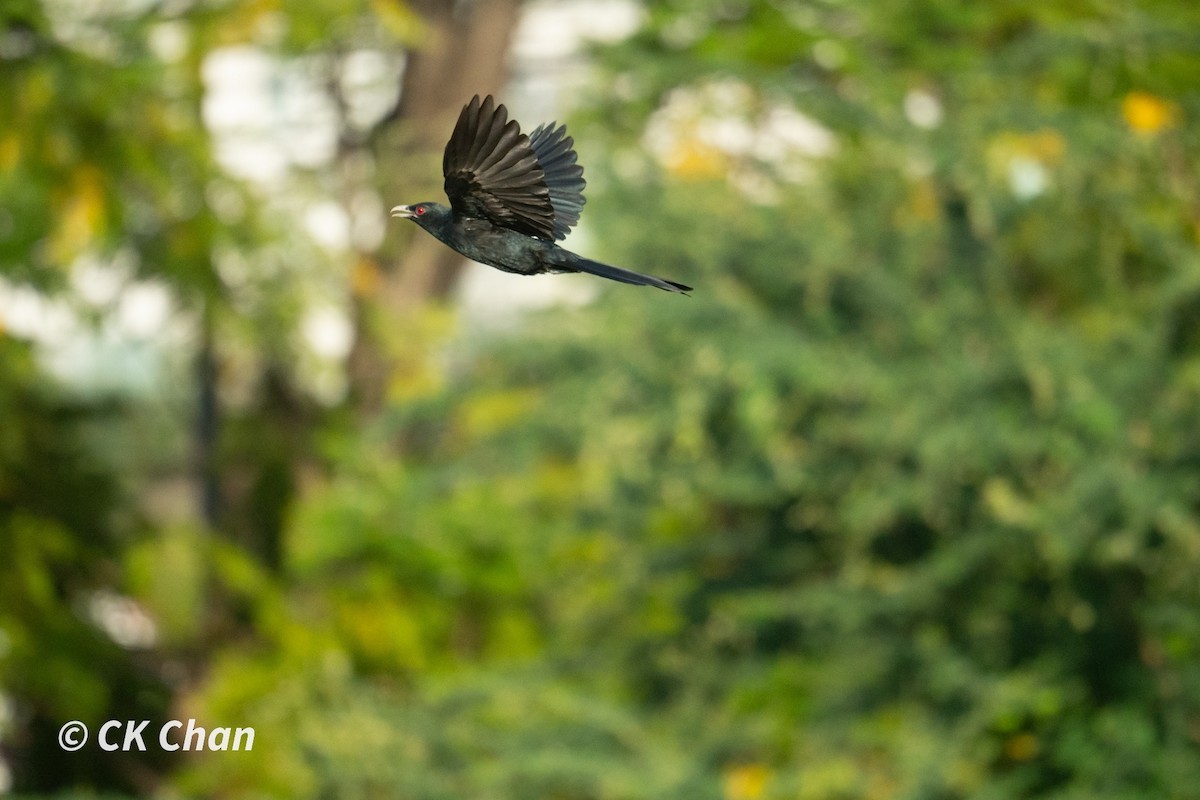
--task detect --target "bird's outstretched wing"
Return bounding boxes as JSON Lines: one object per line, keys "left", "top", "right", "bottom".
{"left": 442, "top": 95, "right": 585, "bottom": 242}
{"left": 527, "top": 122, "right": 585, "bottom": 241}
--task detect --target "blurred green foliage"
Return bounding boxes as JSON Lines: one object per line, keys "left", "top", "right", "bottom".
{"left": 4, "top": 0, "right": 1200, "bottom": 798}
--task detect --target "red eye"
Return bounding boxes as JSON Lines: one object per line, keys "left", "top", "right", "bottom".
{"left": 415, "top": 205, "right": 426, "bottom": 216}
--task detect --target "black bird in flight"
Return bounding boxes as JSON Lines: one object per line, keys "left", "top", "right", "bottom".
{"left": 391, "top": 95, "right": 691, "bottom": 294}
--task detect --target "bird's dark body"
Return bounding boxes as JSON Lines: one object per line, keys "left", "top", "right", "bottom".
{"left": 391, "top": 95, "right": 691, "bottom": 294}
{"left": 427, "top": 210, "right": 556, "bottom": 276}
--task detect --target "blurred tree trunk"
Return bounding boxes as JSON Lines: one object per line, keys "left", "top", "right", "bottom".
{"left": 348, "top": 0, "right": 524, "bottom": 416}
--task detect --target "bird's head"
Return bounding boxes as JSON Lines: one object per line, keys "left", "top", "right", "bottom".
{"left": 390, "top": 202, "right": 451, "bottom": 232}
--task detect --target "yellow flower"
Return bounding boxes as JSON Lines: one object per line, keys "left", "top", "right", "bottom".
{"left": 351, "top": 256, "right": 382, "bottom": 298}
{"left": 666, "top": 138, "right": 729, "bottom": 181}
{"left": 1122, "top": 91, "right": 1178, "bottom": 136}
{"left": 49, "top": 165, "right": 107, "bottom": 263}
{"left": 723, "top": 763, "right": 770, "bottom": 800}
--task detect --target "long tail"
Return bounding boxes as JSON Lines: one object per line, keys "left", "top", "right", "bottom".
{"left": 552, "top": 251, "right": 692, "bottom": 294}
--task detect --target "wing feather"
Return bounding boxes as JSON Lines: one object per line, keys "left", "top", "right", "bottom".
{"left": 442, "top": 95, "right": 588, "bottom": 242}
{"left": 528, "top": 121, "right": 586, "bottom": 240}
{"left": 443, "top": 95, "right": 554, "bottom": 240}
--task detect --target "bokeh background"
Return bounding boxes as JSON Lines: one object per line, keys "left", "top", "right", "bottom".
{"left": 3, "top": 0, "right": 1200, "bottom": 797}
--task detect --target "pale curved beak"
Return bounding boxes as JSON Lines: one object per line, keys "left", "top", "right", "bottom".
{"left": 390, "top": 205, "right": 416, "bottom": 220}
